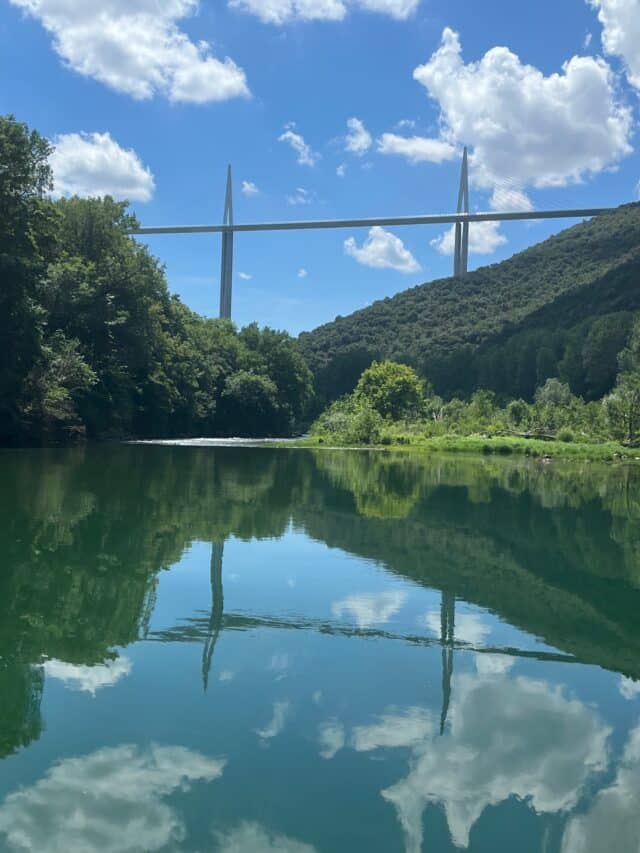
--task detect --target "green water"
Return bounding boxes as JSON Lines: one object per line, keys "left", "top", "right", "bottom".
{"left": 1, "top": 446, "right": 639, "bottom": 852}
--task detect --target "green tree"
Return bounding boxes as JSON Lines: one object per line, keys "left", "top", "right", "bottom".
{"left": 356, "top": 361, "right": 424, "bottom": 419}
{"left": 0, "top": 115, "right": 58, "bottom": 441}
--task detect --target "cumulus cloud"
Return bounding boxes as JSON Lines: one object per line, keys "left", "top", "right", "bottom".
{"left": 377, "top": 133, "right": 457, "bottom": 164}
{"left": 229, "top": 0, "right": 419, "bottom": 23}
{"left": 561, "top": 724, "right": 640, "bottom": 853}
{"left": 413, "top": 27, "right": 632, "bottom": 190}
{"left": 50, "top": 132, "right": 154, "bottom": 201}
{"left": 0, "top": 744, "right": 225, "bottom": 852}
{"left": 279, "top": 125, "right": 320, "bottom": 166}
{"left": 43, "top": 656, "right": 132, "bottom": 695}
{"left": 255, "top": 701, "right": 291, "bottom": 740}
{"left": 344, "top": 228, "right": 421, "bottom": 273}
{"left": 331, "top": 590, "right": 408, "bottom": 627}
{"left": 377, "top": 674, "right": 610, "bottom": 852}
{"left": 430, "top": 221, "right": 508, "bottom": 257}
{"left": 298, "top": 268, "right": 308, "bottom": 278}
{"left": 345, "top": 117, "right": 372, "bottom": 155}
{"left": 242, "top": 180, "right": 260, "bottom": 196}
{"left": 336, "top": 163, "right": 347, "bottom": 177}
{"left": 9, "top": 0, "right": 249, "bottom": 103}
{"left": 215, "top": 821, "right": 317, "bottom": 853}
{"left": 489, "top": 186, "right": 534, "bottom": 212}
{"left": 238, "top": 272, "right": 253, "bottom": 280}
{"left": 588, "top": 0, "right": 640, "bottom": 91}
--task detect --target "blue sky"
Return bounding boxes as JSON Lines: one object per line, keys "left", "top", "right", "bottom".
{"left": 1, "top": 0, "right": 639, "bottom": 334}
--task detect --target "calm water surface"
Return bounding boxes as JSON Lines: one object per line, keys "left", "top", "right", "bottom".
{"left": 1, "top": 446, "right": 639, "bottom": 852}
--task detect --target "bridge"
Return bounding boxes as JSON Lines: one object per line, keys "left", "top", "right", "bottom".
{"left": 133, "top": 147, "right": 617, "bottom": 320}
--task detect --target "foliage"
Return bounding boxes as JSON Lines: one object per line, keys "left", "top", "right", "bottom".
{"left": 355, "top": 360, "right": 424, "bottom": 419}
{"left": 299, "top": 204, "right": 640, "bottom": 403}
{"left": 0, "top": 115, "right": 313, "bottom": 444}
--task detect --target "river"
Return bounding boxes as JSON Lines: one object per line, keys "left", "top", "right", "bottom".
{"left": 1, "top": 445, "right": 639, "bottom": 852}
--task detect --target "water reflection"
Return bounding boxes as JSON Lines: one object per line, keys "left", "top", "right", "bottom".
{"left": 2, "top": 446, "right": 640, "bottom": 850}
{"left": 0, "top": 745, "right": 225, "bottom": 851}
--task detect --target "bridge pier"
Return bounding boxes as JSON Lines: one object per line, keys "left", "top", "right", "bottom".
{"left": 454, "top": 147, "right": 469, "bottom": 276}
{"left": 219, "top": 166, "right": 234, "bottom": 320}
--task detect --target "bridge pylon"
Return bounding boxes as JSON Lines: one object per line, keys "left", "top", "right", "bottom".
{"left": 219, "top": 165, "right": 234, "bottom": 319}
{"left": 454, "top": 147, "right": 469, "bottom": 276}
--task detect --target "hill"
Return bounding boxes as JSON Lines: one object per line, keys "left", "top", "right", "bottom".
{"left": 298, "top": 203, "right": 640, "bottom": 404}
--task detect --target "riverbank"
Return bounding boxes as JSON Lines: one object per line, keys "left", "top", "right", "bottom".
{"left": 281, "top": 433, "right": 638, "bottom": 461}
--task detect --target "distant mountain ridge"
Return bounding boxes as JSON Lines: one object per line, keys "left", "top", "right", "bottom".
{"left": 298, "top": 203, "right": 640, "bottom": 403}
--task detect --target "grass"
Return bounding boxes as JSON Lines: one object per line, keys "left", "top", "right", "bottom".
{"left": 282, "top": 433, "right": 638, "bottom": 462}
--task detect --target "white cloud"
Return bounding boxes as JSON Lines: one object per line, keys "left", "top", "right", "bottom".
{"left": 584, "top": 31, "right": 593, "bottom": 48}
{"left": 255, "top": 700, "right": 291, "bottom": 740}
{"left": 489, "top": 186, "right": 534, "bottom": 212}
{"left": 344, "top": 227, "right": 421, "bottom": 273}
{"left": 10, "top": 0, "right": 249, "bottom": 103}
{"left": 238, "top": 272, "right": 253, "bottom": 280}
{"left": 318, "top": 719, "right": 346, "bottom": 759}
{"left": 215, "top": 822, "right": 317, "bottom": 853}
{"left": 43, "top": 656, "right": 132, "bottom": 695}
{"left": 286, "top": 187, "right": 313, "bottom": 205}
{"left": 331, "top": 590, "right": 408, "bottom": 628}
{"left": 279, "top": 125, "right": 320, "bottom": 166}
{"left": 352, "top": 707, "right": 433, "bottom": 752}
{"left": 229, "top": 0, "right": 419, "bottom": 23}
{"left": 413, "top": 27, "right": 632, "bottom": 190}
{"left": 430, "top": 221, "right": 508, "bottom": 257}
{"left": 241, "top": 180, "right": 260, "bottom": 196}
{"left": 588, "top": 0, "right": 640, "bottom": 91}
{"left": 345, "top": 117, "right": 372, "bottom": 155}
{"left": 298, "top": 268, "right": 308, "bottom": 278}
{"left": 0, "top": 744, "right": 225, "bottom": 852}
{"left": 379, "top": 674, "right": 610, "bottom": 852}
{"left": 619, "top": 676, "right": 640, "bottom": 700}
{"left": 50, "top": 132, "right": 154, "bottom": 201}
{"left": 377, "top": 133, "right": 457, "bottom": 164}
{"left": 336, "top": 163, "right": 347, "bottom": 177}
{"left": 561, "top": 724, "right": 640, "bottom": 853}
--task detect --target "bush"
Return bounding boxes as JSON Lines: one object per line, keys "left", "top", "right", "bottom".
{"left": 558, "top": 427, "right": 575, "bottom": 443}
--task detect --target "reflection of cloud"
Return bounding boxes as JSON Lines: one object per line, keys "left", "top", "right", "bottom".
{"left": 312, "top": 690, "right": 323, "bottom": 705}
{"left": 332, "top": 591, "right": 407, "bottom": 629}
{"left": 353, "top": 707, "right": 433, "bottom": 752}
{"left": 424, "top": 611, "right": 491, "bottom": 645}
{"left": 267, "top": 654, "right": 291, "bottom": 681}
{"left": 562, "top": 724, "right": 640, "bottom": 853}
{"left": 219, "top": 670, "right": 235, "bottom": 683}
{"left": 255, "top": 701, "right": 290, "bottom": 740}
{"left": 215, "top": 821, "right": 316, "bottom": 852}
{"left": 318, "top": 720, "right": 345, "bottom": 759}
{"left": 43, "top": 657, "right": 132, "bottom": 695}
{"left": 380, "top": 674, "right": 610, "bottom": 851}
{"left": 474, "top": 654, "right": 514, "bottom": 676}
{"left": 619, "top": 677, "right": 640, "bottom": 700}
{"left": 0, "top": 744, "right": 225, "bottom": 852}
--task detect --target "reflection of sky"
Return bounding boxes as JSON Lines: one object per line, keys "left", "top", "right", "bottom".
{"left": 4, "top": 528, "right": 639, "bottom": 852}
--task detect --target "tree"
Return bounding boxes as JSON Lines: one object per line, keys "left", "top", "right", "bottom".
{"left": 534, "top": 378, "right": 573, "bottom": 407}
{"left": 604, "top": 316, "right": 640, "bottom": 444}
{"left": 356, "top": 361, "right": 424, "bottom": 420}
{"left": 0, "top": 115, "right": 58, "bottom": 441}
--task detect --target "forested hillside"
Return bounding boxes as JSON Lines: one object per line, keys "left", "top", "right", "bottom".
{"left": 299, "top": 204, "right": 640, "bottom": 404}
{"left": 0, "top": 115, "right": 313, "bottom": 445}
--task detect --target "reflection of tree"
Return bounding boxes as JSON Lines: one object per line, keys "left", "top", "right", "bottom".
{"left": 440, "top": 591, "right": 455, "bottom": 736}
{"left": 0, "top": 661, "right": 43, "bottom": 759}
{"left": 5, "top": 444, "right": 640, "bottom": 760}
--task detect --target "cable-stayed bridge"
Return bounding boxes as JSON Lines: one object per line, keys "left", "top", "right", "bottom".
{"left": 132, "top": 147, "right": 618, "bottom": 320}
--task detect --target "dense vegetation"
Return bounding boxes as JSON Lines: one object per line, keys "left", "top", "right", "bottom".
{"left": 299, "top": 204, "right": 640, "bottom": 407}
{"left": 310, "top": 336, "right": 640, "bottom": 453}
{"left": 0, "top": 115, "right": 313, "bottom": 445}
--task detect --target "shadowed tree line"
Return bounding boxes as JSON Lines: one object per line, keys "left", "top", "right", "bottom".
{"left": 0, "top": 115, "right": 313, "bottom": 445}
